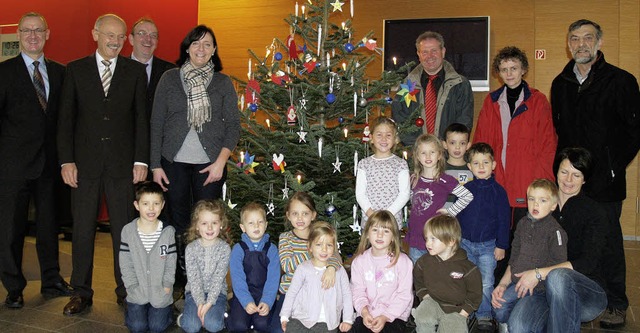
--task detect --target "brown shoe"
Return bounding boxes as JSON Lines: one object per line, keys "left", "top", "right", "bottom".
{"left": 63, "top": 296, "right": 92, "bottom": 316}
{"left": 599, "top": 307, "right": 626, "bottom": 328}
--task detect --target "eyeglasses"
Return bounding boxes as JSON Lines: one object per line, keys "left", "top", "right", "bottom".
{"left": 19, "top": 28, "right": 46, "bottom": 35}
{"left": 95, "top": 30, "right": 126, "bottom": 41}
{"left": 134, "top": 31, "right": 158, "bottom": 40}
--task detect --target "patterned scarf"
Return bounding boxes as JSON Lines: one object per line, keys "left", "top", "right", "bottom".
{"left": 181, "top": 60, "right": 214, "bottom": 132}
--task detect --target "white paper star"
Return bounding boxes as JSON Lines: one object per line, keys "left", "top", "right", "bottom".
{"left": 330, "top": 0, "right": 344, "bottom": 12}
{"left": 227, "top": 199, "right": 237, "bottom": 209}
{"left": 350, "top": 222, "right": 362, "bottom": 235}
{"left": 332, "top": 156, "right": 342, "bottom": 173}
{"left": 282, "top": 187, "right": 289, "bottom": 200}
{"left": 266, "top": 202, "right": 275, "bottom": 216}
{"left": 297, "top": 130, "right": 308, "bottom": 143}
{"left": 299, "top": 98, "right": 308, "bottom": 110}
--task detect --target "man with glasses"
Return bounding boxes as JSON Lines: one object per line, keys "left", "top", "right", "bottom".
{"left": 0, "top": 12, "right": 73, "bottom": 309}
{"left": 128, "top": 18, "right": 175, "bottom": 120}
{"left": 57, "top": 13, "right": 149, "bottom": 315}
{"left": 551, "top": 19, "right": 640, "bottom": 329}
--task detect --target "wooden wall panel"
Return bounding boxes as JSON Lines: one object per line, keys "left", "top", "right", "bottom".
{"left": 199, "top": 0, "right": 640, "bottom": 237}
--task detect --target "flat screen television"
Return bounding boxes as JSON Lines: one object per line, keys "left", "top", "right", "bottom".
{"left": 383, "top": 17, "right": 490, "bottom": 92}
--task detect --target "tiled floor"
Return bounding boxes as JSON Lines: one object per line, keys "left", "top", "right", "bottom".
{"left": 0, "top": 232, "right": 638, "bottom": 332}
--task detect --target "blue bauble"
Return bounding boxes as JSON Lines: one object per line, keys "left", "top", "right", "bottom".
{"left": 338, "top": 116, "right": 344, "bottom": 123}
{"left": 326, "top": 93, "right": 336, "bottom": 104}
{"left": 274, "top": 52, "right": 283, "bottom": 61}
{"left": 385, "top": 96, "right": 393, "bottom": 104}
{"left": 325, "top": 204, "right": 337, "bottom": 216}
{"left": 249, "top": 103, "right": 258, "bottom": 112}
{"left": 345, "top": 43, "right": 354, "bottom": 53}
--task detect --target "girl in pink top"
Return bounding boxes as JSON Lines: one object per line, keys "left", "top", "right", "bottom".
{"left": 350, "top": 211, "right": 413, "bottom": 333}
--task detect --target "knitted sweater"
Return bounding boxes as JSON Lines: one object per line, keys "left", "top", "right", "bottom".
{"left": 185, "top": 238, "right": 231, "bottom": 305}
{"left": 119, "top": 219, "right": 176, "bottom": 308}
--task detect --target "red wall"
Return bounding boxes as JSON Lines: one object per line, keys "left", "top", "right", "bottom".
{"left": 0, "top": 0, "right": 198, "bottom": 64}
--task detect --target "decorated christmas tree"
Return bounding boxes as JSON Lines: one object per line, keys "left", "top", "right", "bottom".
{"left": 226, "top": 0, "right": 412, "bottom": 257}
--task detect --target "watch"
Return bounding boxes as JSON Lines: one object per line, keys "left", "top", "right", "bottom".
{"left": 535, "top": 268, "right": 543, "bottom": 282}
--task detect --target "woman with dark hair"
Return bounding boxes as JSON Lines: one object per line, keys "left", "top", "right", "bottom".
{"left": 503, "top": 147, "right": 608, "bottom": 333}
{"left": 150, "top": 25, "right": 240, "bottom": 281}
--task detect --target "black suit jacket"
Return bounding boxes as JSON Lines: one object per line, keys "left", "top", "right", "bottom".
{"left": 0, "top": 55, "right": 65, "bottom": 180}
{"left": 147, "top": 56, "right": 175, "bottom": 119}
{"left": 57, "top": 54, "right": 149, "bottom": 179}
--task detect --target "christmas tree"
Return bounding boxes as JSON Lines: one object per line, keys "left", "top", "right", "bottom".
{"left": 226, "top": 0, "right": 412, "bottom": 257}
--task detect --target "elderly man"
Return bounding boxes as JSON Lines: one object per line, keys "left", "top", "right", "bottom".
{"left": 0, "top": 12, "right": 73, "bottom": 309}
{"left": 551, "top": 19, "right": 640, "bottom": 329}
{"left": 128, "top": 18, "right": 175, "bottom": 119}
{"left": 392, "top": 31, "right": 474, "bottom": 145}
{"left": 57, "top": 13, "right": 148, "bottom": 315}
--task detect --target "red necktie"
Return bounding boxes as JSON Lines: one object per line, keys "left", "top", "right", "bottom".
{"left": 424, "top": 74, "right": 438, "bottom": 134}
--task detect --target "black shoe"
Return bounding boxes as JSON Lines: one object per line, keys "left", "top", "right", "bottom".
{"left": 599, "top": 307, "right": 626, "bottom": 328}
{"left": 4, "top": 295, "right": 24, "bottom": 309}
{"left": 41, "top": 280, "right": 74, "bottom": 298}
{"left": 63, "top": 296, "right": 92, "bottom": 316}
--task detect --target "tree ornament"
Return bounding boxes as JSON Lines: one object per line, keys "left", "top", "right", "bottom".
{"left": 338, "top": 116, "right": 344, "bottom": 124}
{"left": 350, "top": 204, "right": 361, "bottom": 235}
{"left": 326, "top": 93, "right": 336, "bottom": 104}
{"left": 249, "top": 103, "right": 258, "bottom": 112}
{"left": 274, "top": 52, "right": 283, "bottom": 61}
{"left": 297, "top": 126, "right": 308, "bottom": 143}
{"left": 282, "top": 176, "right": 289, "bottom": 200}
{"left": 325, "top": 203, "right": 337, "bottom": 216}
{"left": 415, "top": 117, "right": 425, "bottom": 127}
{"left": 266, "top": 184, "right": 275, "bottom": 216}
{"left": 272, "top": 153, "right": 286, "bottom": 173}
{"left": 333, "top": 147, "right": 342, "bottom": 173}
{"left": 344, "top": 43, "right": 354, "bottom": 53}
{"left": 358, "top": 97, "right": 368, "bottom": 107}
{"left": 362, "top": 123, "right": 371, "bottom": 142}
{"left": 330, "top": 0, "right": 345, "bottom": 12}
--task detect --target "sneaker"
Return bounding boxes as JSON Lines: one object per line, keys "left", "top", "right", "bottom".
{"left": 176, "top": 314, "right": 183, "bottom": 328}
{"left": 599, "top": 307, "right": 625, "bottom": 328}
{"left": 498, "top": 322, "right": 509, "bottom": 333}
{"left": 477, "top": 318, "right": 495, "bottom": 332}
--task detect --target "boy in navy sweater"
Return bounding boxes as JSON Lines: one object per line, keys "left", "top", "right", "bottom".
{"left": 227, "top": 202, "right": 280, "bottom": 333}
{"left": 456, "top": 143, "right": 510, "bottom": 331}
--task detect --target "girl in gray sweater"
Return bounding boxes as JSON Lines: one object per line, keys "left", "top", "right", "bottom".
{"left": 177, "top": 200, "right": 231, "bottom": 333}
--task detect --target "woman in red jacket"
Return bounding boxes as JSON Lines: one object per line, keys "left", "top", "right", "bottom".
{"left": 473, "top": 46, "right": 557, "bottom": 226}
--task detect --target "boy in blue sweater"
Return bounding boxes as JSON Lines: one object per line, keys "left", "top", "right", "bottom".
{"left": 227, "top": 202, "right": 280, "bottom": 333}
{"left": 119, "top": 181, "right": 177, "bottom": 333}
{"left": 456, "top": 143, "right": 510, "bottom": 331}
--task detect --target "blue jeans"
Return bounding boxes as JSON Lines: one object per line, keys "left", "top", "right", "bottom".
{"left": 125, "top": 302, "right": 172, "bottom": 333}
{"left": 409, "top": 247, "right": 428, "bottom": 264}
{"left": 460, "top": 238, "right": 497, "bottom": 319}
{"left": 494, "top": 282, "right": 545, "bottom": 324}
{"left": 180, "top": 292, "right": 227, "bottom": 333}
{"left": 507, "top": 268, "right": 607, "bottom": 333}
{"left": 226, "top": 296, "right": 271, "bottom": 332}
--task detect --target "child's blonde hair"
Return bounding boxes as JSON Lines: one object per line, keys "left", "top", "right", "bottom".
{"left": 527, "top": 178, "right": 559, "bottom": 205}
{"left": 240, "top": 201, "right": 266, "bottom": 224}
{"left": 307, "top": 221, "right": 337, "bottom": 257}
{"left": 424, "top": 215, "right": 461, "bottom": 253}
{"left": 370, "top": 117, "right": 399, "bottom": 153}
{"left": 412, "top": 134, "right": 446, "bottom": 186}
{"left": 186, "top": 199, "right": 230, "bottom": 244}
{"left": 353, "top": 210, "right": 402, "bottom": 266}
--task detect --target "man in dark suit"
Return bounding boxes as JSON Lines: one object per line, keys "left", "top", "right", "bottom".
{"left": 57, "top": 13, "right": 149, "bottom": 315}
{"left": 0, "top": 12, "right": 74, "bottom": 309}
{"left": 128, "top": 17, "right": 175, "bottom": 119}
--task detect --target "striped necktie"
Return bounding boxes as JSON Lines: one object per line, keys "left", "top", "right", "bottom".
{"left": 32, "top": 61, "right": 47, "bottom": 111}
{"left": 101, "top": 59, "right": 112, "bottom": 96}
{"left": 424, "top": 74, "right": 438, "bottom": 134}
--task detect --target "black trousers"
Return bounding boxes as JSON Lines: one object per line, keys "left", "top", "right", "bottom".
{"left": 598, "top": 200, "right": 628, "bottom": 310}
{"left": 0, "top": 176, "right": 63, "bottom": 296}
{"left": 69, "top": 174, "right": 133, "bottom": 299}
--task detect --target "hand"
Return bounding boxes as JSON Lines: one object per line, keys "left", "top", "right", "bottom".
{"left": 459, "top": 309, "right": 469, "bottom": 318}
{"left": 491, "top": 284, "right": 507, "bottom": 308}
{"left": 321, "top": 266, "right": 336, "bottom": 289}
{"left": 245, "top": 302, "right": 258, "bottom": 315}
{"left": 164, "top": 287, "right": 170, "bottom": 294}
{"left": 281, "top": 320, "right": 287, "bottom": 332}
{"left": 366, "top": 208, "right": 374, "bottom": 217}
{"left": 152, "top": 168, "right": 170, "bottom": 191}
{"left": 133, "top": 164, "right": 148, "bottom": 184}
{"left": 61, "top": 163, "right": 78, "bottom": 188}
{"left": 199, "top": 160, "right": 225, "bottom": 186}
{"left": 371, "top": 315, "right": 389, "bottom": 333}
{"left": 494, "top": 248, "right": 505, "bottom": 261}
{"left": 197, "top": 302, "right": 212, "bottom": 325}
{"left": 436, "top": 208, "right": 449, "bottom": 215}
{"left": 257, "top": 302, "right": 270, "bottom": 316}
{"left": 361, "top": 307, "right": 375, "bottom": 330}
{"left": 514, "top": 270, "right": 539, "bottom": 298}
{"left": 339, "top": 322, "right": 352, "bottom": 332}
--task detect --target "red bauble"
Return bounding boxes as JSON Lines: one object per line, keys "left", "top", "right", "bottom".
{"left": 415, "top": 117, "right": 425, "bottom": 127}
